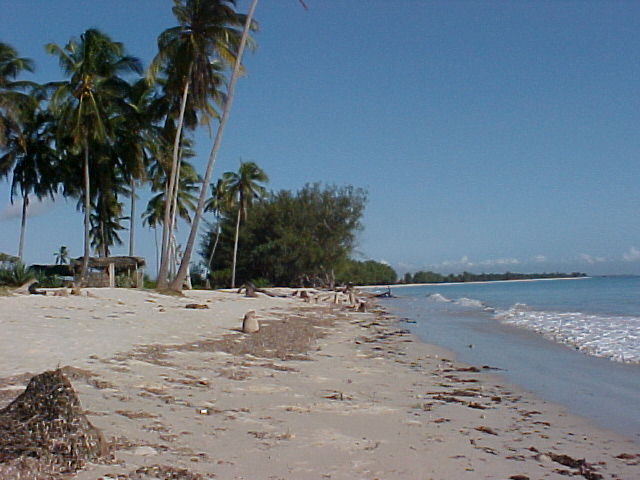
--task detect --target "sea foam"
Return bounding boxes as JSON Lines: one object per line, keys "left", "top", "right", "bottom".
{"left": 495, "top": 305, "right": 640, "bottom": 363}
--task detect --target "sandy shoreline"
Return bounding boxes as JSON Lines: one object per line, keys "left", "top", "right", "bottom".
{"left": 1, "top": 288, "right": 638, "bottom": 479}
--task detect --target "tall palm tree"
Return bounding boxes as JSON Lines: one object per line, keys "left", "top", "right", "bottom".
{"left": 0, "top": 97, "right": 58, "bottom": 260}
{"left": 46, "top": 29, "right": 142, "bottom": 281}
{"left": 150, "top": 0, "right": 250, "bottom": 289}
{"left": 0, "top": 42, "right": 34, "bottom": 149}
{"left": 144, "top": 152, "right": 199, "bottom": 276}
{"left": 114, "top": 78, "right": 160, "bottom": 257}
{"left": 169, "top": 0, "right": 310, "bottom": 291}
{"left": 169, "top": 0, "right": 259, "bottom": 292}
{"left": 223, "top": 160, "right": 267, "bottom": 288}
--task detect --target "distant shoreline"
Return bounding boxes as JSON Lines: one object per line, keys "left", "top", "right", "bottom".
{"left": 361, "top": 276, "right": 591, "bottom": 290}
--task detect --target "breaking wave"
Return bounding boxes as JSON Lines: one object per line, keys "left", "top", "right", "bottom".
{"left": 495, "top": 304, "right": 640, "bottom": 363}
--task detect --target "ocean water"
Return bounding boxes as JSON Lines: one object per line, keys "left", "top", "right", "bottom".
{"left": 372, "top": 276, "right": 640, "bottom": 441}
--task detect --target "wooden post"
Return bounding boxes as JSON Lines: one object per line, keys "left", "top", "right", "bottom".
{"left": 108, "top": 263, "right": 115, "bottom": 288}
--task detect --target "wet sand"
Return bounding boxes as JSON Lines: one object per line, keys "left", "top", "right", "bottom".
{"left": 0, "top": 288, "right": 638, "bottom": 479}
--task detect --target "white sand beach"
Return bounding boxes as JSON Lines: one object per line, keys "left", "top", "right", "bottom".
{"left": 0, "top": 287, "right": 638, "bottom": 479}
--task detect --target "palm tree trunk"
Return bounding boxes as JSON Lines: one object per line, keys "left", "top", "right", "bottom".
{"left": 81, "top": 137, "right": 91, "bottom": 284}
{"left": 157, "top": 70, "right": 191, "bottom": 289}
{"left": 230, "top": 205, "right": 242, "bottom": 288}
{"left": 17, "top": 193, "right": 29, "bottom": 261}
{"left": 154, "top": 226, "right": 159, "bottom": 278}
{"left": 129, "top": 178, "right": 135, "bottom": 256}
{"left": 169, "top": 0, "right": 259, "bottom": 292}
{"left": 206, "top": 219, "right": 221, "bottom": 271}
{"left": 17, "top": 193, "right": 29, "bottom": 260}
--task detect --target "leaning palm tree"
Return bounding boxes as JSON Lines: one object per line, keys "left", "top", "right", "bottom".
{"left": 168, "top": 0, "right": 259, "bottom": 292}
{"left": 169, "top": 0, "right": 310, "bottom": 291}
{"left": 223, "top": 160, "right": 267, "bottom": 288}
{"left": 0, "top": 42, "right": 34, "bottom": 149}
{"left": 150, "top": 0, "right": 250, "bottom": 289}
{"left": 46, "top": 29, "right": 142, "bottom": 282}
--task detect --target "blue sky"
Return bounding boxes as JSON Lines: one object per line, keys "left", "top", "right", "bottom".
{"left": 1, "top": 0, "right": 639, "bottom": 276}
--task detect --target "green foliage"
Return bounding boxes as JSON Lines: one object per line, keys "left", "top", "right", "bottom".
{"left": 115, "top": 273, "right": 133, "bottom": 288}
{"left": 143, "top": 274, "right": 157, "bottom": 289}
{"left": 202, "top": 183, "right": 367, "bottom": 287}
{"left": 0, "top": 262, "right": 35, "bottom": 286}
{"left": 335, "top": 259, "right": 397, "bottom": 286}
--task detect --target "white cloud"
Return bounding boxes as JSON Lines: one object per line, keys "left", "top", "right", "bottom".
{"left": 479, "top": 257, "right": 520, "bottom": 266}
{"left": 0, "top": 198, "right": 53, "bottom": 221}
{"left": 438, "top": 256, "right": 519, "bottom": 269}
{"left": 623, "top": 247, "right": 640, "bottom": 262}
{"left": 378, "top": 258, "right": 390, "bottom": 266}
{"left": 579, "top": 253, "right": 606, "bottom": 264}
{"left": 533, "top": 255, "right": 547, "bottom": 263}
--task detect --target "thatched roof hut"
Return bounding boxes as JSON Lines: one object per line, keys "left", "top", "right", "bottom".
{"left": 70, "top": 256, "right": 146, "bottom": 271}
{"left": 32, "top": 256, "right": 146, "bottom": 287}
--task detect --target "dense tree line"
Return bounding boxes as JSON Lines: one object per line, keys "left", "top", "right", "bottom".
{"left": 402, "top": 270, "right": 587, "bottom": 284}
{"left": 199, "top": 183, "right": 395, "bottom": 287}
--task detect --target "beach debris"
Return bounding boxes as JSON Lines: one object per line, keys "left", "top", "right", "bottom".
{"left": 509, "top": 475, "right": 530, "bottom": 480}
{"left": 185, "top": 303, "right": 209, "bottom": 309}
{"left": 132, "top": 446, "right": 159, "bottom": 456}
{"left": 126, "top": 464, "right": 214, "bottom": 479}
{"left": 475, "top": 425, "right": 498, "bottom": 435}
{"left": 242, "top": 310, "right": 260, "bottom": 333}
{"left": 12, "top": 278, "right": 38, "bottom": 295}
{"left": 53, "top": 288, "right": 69, "bottom": 297}
{"left": 0, "top": 369, "right": 108, "bottom": 477}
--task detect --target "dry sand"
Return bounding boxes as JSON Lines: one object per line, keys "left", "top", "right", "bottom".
{"left": 0, "top": 287, "right": 638, "bottom": 479}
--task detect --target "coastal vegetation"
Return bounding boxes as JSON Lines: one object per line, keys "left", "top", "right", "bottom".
{"left": 402, "top": 270, "right": 587, "bottom": 284}
{"left": 200, "top": 182, "right": 380, "bottom": 288}
{"left": 1, "top": 0, "right": 384, "bottom": 290}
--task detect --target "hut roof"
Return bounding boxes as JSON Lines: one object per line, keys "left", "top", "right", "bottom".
{"left": 31, "top": 264, "right": 75, "bottom": 276}
{"left": 71, "top": 256, "right": 146, "bottom": 269}
{"left": 0, "top": 252, "right": 19, "bottom": 264}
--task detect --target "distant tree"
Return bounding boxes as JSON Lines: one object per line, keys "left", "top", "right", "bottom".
{"left": 54, "top": 246, "right": 69, "bottom": 265}
{"left": 335, "top": 259, "right": 397, "bottom": 286}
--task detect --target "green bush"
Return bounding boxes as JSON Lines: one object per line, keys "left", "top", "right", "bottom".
{"left": 115, "top": 273, "right": 133, "bottom": 288}
{"left": 0, "top": 263, "right": 37, "bottom": 286}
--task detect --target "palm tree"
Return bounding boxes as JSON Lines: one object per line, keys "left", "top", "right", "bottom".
{"left": 150, "top": 0, "right": 250, "bottom": 289}
{"left": 169, "top": 0, "right": 311, "bottom": 291}
{"left": 222, "top": 160, "right": 267, "bottom": 288}
{"left": 46, "top": 29, "right": 142, "bottom": 282}
{"left": 144, "top": 153, "right": 199, "bottom": 276}
{"left": 114, "top": 78, "right": 160, "bottom": 257}
{"left": 168, "top": 0, "right": 259, "bottom": 292}
{"left": 203, "top": 177, "right": 230, "bottom": 278}
{"left": 54, "top": 245, "right": 69, "bottom": 265}
{"left": 0, "top": 96, "right": 58, "bottom": 260}
{"left": 0, "top": 42, "right": 34, "bottom": 149}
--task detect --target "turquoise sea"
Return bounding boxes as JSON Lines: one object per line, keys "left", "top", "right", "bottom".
{"left": 372, "top": 276, "right": 640, "bottom": 442}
